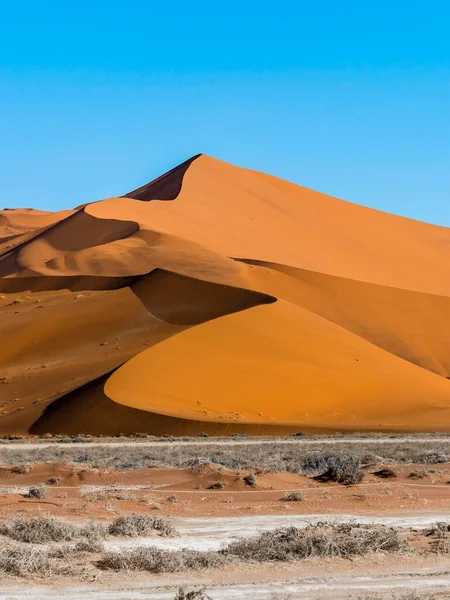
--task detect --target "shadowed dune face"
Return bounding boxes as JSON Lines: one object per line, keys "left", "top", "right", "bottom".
{"left": 1, "top": 154, "right": 450, "bottom": 435}
{"left": 122, "top": 154, "right": 202, "bottom": 201}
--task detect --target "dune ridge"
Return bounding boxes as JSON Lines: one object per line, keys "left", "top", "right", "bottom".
{"left": 1, "top": 154, "right": 449, "bottom": 435}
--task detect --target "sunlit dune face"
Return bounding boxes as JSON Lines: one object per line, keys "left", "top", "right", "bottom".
{"left": 105, "top": 301, "right": 450, "bottom": 432}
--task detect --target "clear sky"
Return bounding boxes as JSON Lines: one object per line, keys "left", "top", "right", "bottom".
{"left": 1, "top": 1, "right": 449, "bottom": 225}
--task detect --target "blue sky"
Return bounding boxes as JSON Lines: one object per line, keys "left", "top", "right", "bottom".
{"left": 1, "top": 1, "right": 449, "bottom": 225}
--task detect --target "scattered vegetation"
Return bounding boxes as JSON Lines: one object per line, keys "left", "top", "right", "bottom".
{"left": 0, "top": 516, "right": 446, "bottom": 580}
{"left": 0, "top": 436, "right": 448, "bottom": 472}
{"left": 100, "top": 522, "right": 407, "bottom": 574}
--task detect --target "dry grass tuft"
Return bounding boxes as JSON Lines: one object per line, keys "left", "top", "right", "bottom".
{"left": 282, "top": 492, "right": 304, "bottom": 502}
{"left": 79, "top": 520, "right": 108, "bottom": 540}
{"left": 372, "top": 467, "right": 397, "bottom": 479}
{"left": 98, "top": 547, "right": 225, "bottom": 572}
{"left": 426, "top": 521, "right": 450, "bottom": 554}
{"left": 74, "top": 537, "right": 104, "bottom": 553}
{"left": 10, "top": 464, "right": 31, "bottom": 474}
{"left": 208, "top": 481, "right": 225, "bottom": 490}
{"left": 0, "top": 544, "right": 76, "bottom": 577}
{"left": 0, "top": 516, "right": 78, "bottom": 543}
{"left": 243, "top": 473, "right": 257, "bottom": 487}
{"left": 108, "top": 514, "right": 176, "bottom": 538}
{"left": 312, "top": 456, "right": 363, "bottom": 485}
{"left": 26, "top": 485, "right": 47, "bottom": 499}
{"left": 408, "top": 469, "right": 429, "bottom": 479}
{"left": 224, "top": 523, "right": 407, "bottom": 562}
{"left": 174, "top": 589, "right": 212, "bottom": 600}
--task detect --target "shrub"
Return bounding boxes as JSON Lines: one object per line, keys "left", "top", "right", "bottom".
{"left": 11, "top": 464, "right": 31, "bottom": 474}
{"left": 282, "top": 492, "right": 304, "bottom": 502}
{"left": 426, "top": 522, "right": 450, "bottom": 537}
{"left": 79, "top": 520, "right": 108, "bottom": 540}
{"left": 0, "top": 544, "right": 75, "bottom": 577}
{"left": 27, "top": 485, "right": 47, "bottom": 499}
{"left": 243, "top": 473, "right": 257, "bottom": 487}
{"left": 208, "top": 481, "right": 225, "bottom": 490}
{"left": 302, "top": 454, "right": 328, "bottom": 473}
{"left": 224, "top": 523, "right": 406, "bottom": 562}
{"left": 187, "top": 458, "right": 211, "bottom": 473}
{"left": 108, "top": 514, "right": 175, "bottom": 538}
{"left": 118, "top": 460, "right": 141, "bottom": 469}
{"left": 373, "top": 467, "right": 397, "bottom": 479}
{"left": 74, "top": 537, "right": 104, "bottom": 553}
{"left": 167, "top": 495, "right": 177, "bottom": 503}
{"left": 408, "top": 469, "right": 428, "bottom": 479}
{"left": 174, "top": 589, "right": 212, "bottom": 600}
{"left": 47, "top": 476, "right": 60, "bottom": 485}
{"left": 313, "top": 456, "right": 363, "bottom": 485}
{"left": 98, "top": 547, "right": 225, "bottom": 572}
{"left": 1, "top": 516, "right": 77, "bottom": 543}
{"left": 419, "top": 452, "right": 447, "bottom": 464}
{"left": 75, "top": 453, "right": 89, "bottom": 463}
{"left": 433, "top": 536, "right": 450, "bottom": 554}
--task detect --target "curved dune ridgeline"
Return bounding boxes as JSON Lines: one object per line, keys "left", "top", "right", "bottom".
{"left": 1, "top": 154, "right": 450, "bottom": 434}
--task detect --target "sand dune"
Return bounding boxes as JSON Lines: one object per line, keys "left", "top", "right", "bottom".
{"left": 1, "top": 154, "right": 449, "bottom": 434}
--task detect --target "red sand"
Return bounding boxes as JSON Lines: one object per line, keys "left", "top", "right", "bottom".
{"left": 0, "top": 461, "right": 449, "bottom": 520}
{"left": 1, "top": 155, "right": 450, "bottom": 435}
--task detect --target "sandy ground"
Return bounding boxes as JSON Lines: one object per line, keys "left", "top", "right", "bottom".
{"left": 0, "top": 456, "right": 448, "bottom": 522}
{"left": 0, "top": 456, "right": 449, "bottom": 597}
{"left": 0, "top": 459, "right": 449, "bottom": 520}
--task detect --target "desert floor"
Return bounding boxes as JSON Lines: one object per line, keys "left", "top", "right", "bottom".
{"left": 0, "top": 435, "right": 449, "bottom": 598}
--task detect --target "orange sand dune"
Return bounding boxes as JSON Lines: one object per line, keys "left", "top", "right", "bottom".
{"left": 105, "top": 300, "right": 450, "bottom": 432}
{"left": 0, "top": 154, "right": 449, "bottom": 435}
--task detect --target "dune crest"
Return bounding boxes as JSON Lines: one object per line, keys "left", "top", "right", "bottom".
{"left": 1, "top": 155, "right": 449, "bottom": 435}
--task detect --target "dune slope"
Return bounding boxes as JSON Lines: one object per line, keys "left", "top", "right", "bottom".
{"left": 1, "top": 154, "right": 449, "bottom": 434}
